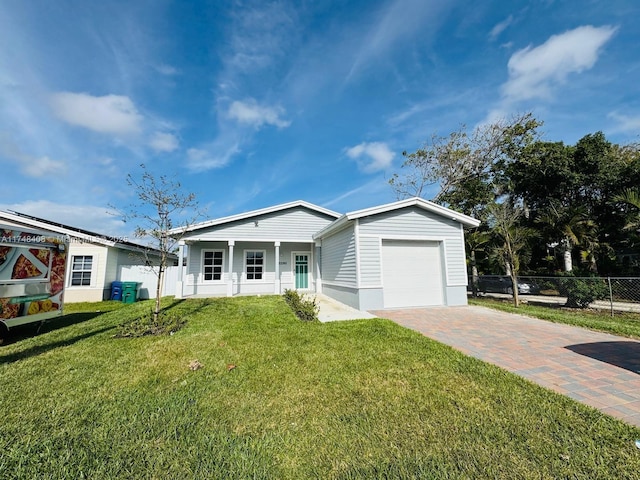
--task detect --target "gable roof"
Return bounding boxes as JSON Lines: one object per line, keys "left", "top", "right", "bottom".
{"left": 313, "top": 197, "right": 480, "bottom": 239}
{"left": 0, "top": 210, "right": 171, "bottom": 256}
{"left": 173, "top": 200, "right": 341, "bottom": 235}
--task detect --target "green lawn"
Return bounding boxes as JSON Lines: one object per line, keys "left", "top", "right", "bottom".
{"left": 1, "top": 296, "right": 639, "bottom": 479}
{"left": 470, "top": 297, "right": 640, "bottom": 339}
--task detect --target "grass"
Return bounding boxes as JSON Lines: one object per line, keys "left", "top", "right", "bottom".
{"left": 1, "top": 296, "right": 639, "bottom": 479}
{"left": 470, "top": 297, "right": 640, "bottom": 340}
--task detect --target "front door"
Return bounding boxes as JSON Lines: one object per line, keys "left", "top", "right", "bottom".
{"left": 294, "top": 253, "right": 309, "bottom": 289}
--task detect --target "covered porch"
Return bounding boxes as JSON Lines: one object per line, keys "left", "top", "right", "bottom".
{"left": 175, "top": 239, "right": 321, "bottom": 299}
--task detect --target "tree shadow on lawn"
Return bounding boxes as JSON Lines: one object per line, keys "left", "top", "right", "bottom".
{"left": 1, "top": 311, "right": 107, "bottom": 347}
{"left": 0, "top": 325, "right": 115, "bottom": 365}
{"left": 565, "top": 341, "right": 640, "bottom": 375}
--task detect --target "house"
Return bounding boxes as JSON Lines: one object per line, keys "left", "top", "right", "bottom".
{"left": 0, "top": 210, "right": 175, "bottom": 302}
{"left": 173, "top": 198, "right": 480, "bottom": 309}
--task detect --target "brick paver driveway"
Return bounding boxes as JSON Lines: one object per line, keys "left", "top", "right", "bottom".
{"left": 371, "top": 305, "right": 640, "bottom": 428}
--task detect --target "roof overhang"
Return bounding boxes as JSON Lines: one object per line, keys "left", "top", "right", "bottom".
{"left": 172, "top": 200, "right": 341, "bottom": 236}
{"left": 313, "top": 197, "right": 480, "bottom": 239}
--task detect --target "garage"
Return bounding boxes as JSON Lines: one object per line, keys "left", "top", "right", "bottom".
{"left": 381, "top": 239, "right": 444, "bottom": 308}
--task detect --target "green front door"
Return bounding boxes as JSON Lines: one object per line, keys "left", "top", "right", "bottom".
{"left": 295, "top": 254, "right": 309, "bottom": 289}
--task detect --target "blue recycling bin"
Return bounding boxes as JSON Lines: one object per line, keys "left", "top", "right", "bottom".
{"left": 110, "top": 281, "right": 123, "bottom": 301}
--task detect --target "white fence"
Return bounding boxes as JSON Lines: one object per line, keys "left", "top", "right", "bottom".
{"left": 117, "top": 265, "right": 183, "bottom": 299}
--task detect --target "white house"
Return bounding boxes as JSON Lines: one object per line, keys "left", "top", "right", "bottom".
{"left": 0, "top": 211, "right": 174, "bottom": 302}
{"left": 173, "top": 198, "right": 480, "bottom": 310}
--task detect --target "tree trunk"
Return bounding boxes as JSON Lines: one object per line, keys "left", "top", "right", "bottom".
{"left": 562, "top": 237, "right": 573, "bottom": 272}
{"left": 510, "top": 271, "right": 520, "bottom": 307}
{"left": 470, "top": 249, "right": 479, "bottom": 297}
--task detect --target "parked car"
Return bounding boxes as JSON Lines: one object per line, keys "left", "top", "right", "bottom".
{"left": 477, "top": 276, "right": 541, "bottom": 295}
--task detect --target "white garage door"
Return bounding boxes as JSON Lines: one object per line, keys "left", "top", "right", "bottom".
{"left": 382, "top": 240, "right": 444, "bottom": 308}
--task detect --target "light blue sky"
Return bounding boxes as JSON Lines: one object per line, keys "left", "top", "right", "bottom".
{"left": 1, "top": 0, "right": 639, "bottom": 235}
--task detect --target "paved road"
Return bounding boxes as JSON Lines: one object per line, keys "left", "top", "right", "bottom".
{"left": 371, "top": 305, "right": 640, "bottom": 428}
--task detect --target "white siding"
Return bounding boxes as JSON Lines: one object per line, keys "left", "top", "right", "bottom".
{"left": 358, "top": 207, "right": 467, "bottom": 286}
{"left": 320, "top": 224, "right": 357, "bottom": 288}
{"left": 358, "top": 236, "right": 381, "bottom": 286}
{"left": 185, "top": 207, "right": 335, "bottom": 242}
{"left": 65, "top": 243, "right": 108, "bottom": 302}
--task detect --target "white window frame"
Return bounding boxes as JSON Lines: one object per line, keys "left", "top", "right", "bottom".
{"left": 201, "top": 249, "right": 225, "bottom": 282}
{"left": 244, "top": 249, "right": 266, "bottom": 282}
{"left": 69, "top": 255, "right": 93, "bottom": 287}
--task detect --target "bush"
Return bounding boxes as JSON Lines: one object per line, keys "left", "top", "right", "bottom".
{"left": 559, "top": 274, "right": 609, "bottom": 309}
{"left": 283, "top": 289, "right": 319, "bottom": 322}
{"left": 115, "top": 310, "right": 186, "bottom": 337}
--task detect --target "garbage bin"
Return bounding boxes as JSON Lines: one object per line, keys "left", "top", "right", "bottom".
{"left": 110, "top": 281, "right": 123, "bottom": 301}
{"left": 121, "top": 282, "right": 141, "bottom": 304}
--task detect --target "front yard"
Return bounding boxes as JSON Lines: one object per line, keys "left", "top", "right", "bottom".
{"left": 1, "top": 296, "right": 639, "bottom": 479}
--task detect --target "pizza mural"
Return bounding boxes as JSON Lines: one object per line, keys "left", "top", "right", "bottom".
{"left": 0, "top": 228, "right": 67, "bottom": 321}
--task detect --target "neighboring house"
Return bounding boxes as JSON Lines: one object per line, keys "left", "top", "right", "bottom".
{"left": 0, "top": 211, "right": 175, "bottom": 303}
{"left": 173, "top": 198, "right": 480, "bottom": 310}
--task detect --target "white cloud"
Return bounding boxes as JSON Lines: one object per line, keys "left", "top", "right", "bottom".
{"left": 21, "top": 156, "right": 67, "bottom": 178}
{"left": 227, "top": 99, "right": 291, "bottom": 129}
{"left": 155, "top": 63, "right": 179, "bottom": 76}
{"left": 50, "top": 92, "right": 143, "bottom": 135}
{"left": 148, "top": 132, "right": 179, "bottom": 152}
{"left": 502, "top": 25, "right": 617, "bottom": 102}
{"left": 0, "top": 200, "right": 128, "bottom": 236}
{"left": 346, "top": 142, "right": 396, "bottom": 173}
{"left": 0, "top": 133, "right": 67, "bottom": 178}
{"left": 608, "top": 112, "right": 640, "bottom": 133}
{"left": 489, "top": 15, "right": 514, "bottom": 40}
{"left": 186, "top": 144, "right": 239, "bottom": 171}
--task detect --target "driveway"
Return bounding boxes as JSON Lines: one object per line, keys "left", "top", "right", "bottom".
{"left": 371, "top": 305, "right": 640, "bottom": 428}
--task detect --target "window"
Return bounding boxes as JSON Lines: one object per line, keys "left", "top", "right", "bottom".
{"left": 70, "top": 255, "right": 93, "bottom": 286}
{"left": 203, "top": 250, "right": 224, "bottom": 281}
{"left": 245, "top": 250, "right": 264, "bottom": 280}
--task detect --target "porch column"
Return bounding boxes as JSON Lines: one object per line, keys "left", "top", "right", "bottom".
{"left": 274, "top": 241, "right": 281, "bottom": 294}
{"left": 314, "top": 240, "right": 322, "bottom": 293}
{"left": 227, "top": 240, "right": 235, "bottom": 297}
{"left": 175, "top": 241, "right": 185, "bottom": 299}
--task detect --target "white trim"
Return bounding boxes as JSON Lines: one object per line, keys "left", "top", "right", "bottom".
{"left": 321, "top": 280, "right": 358, "bottom": 289}
{"left": 200, "top": 249, "right": 225, "bottom": 283}
{"left": 184, "top": 236, "right": 319, "bottom": 243}
{"left": 172, "top": 200, "right": 340, "bottom": 235}
{"left": 68, "top": 254, "right": 95, "bottom": 288}
{"left": 314, "top": 197, "right": 480, "bottom": 239}
{"left": 459, "top": 223, "right": 469, "bottom": 287}
{"left": 354, "top": 218, "right": 361, "bottom": 289}
{"left": 243, "top": 249, "right": 266, "bottom": 282}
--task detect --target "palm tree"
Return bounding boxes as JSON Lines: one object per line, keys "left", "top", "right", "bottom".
{"left": 535, "top": 201, "right": 598, "bottom": 272}
{"left": 466, "top": 229, "right": 491, "bottom": 296}
{"left": 614, "top": 188, "right": 640, "bottom": 232}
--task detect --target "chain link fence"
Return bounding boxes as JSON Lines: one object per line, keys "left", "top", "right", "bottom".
{"left": 469, "top": 275, "right": 640, "bottom": 315}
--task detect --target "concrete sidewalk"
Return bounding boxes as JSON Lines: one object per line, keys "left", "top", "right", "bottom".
{"left": 311, "top": 294, "right": 377, "bottom": 322}
{"left": 371, "top": 305, "right": 640, "bottom": 428}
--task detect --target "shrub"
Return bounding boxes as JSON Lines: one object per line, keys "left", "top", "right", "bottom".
{"left": 558, "top": 274, "right": 609, "bottom": 309}
{"left": 283, "top": 289, "right": 319, "bottom": 322}
{"left": 115, "top": 310, "right": 186, "bottom": 337}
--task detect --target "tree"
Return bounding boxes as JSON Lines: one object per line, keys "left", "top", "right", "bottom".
{"left": 613, "top": 188, "right": 640, "bottom": 232}
{"left": 389, "top": 112, "right": 542, "bottom": 215}
{"left": 115, "top": 164, "right": 200, "bottom": 325}
{"left": 487, "top": 201, "right": 536, "bottom": 307}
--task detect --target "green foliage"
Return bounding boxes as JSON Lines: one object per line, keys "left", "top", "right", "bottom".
{"left": 1, "top": 297, "right": 640, "bottom": 478}
{"left": 558, "top": 273, "right": 609, "bottom": 309}
{"left": 115, "top": 308, "right": 186, "bottom": 337}
{"left": 282, "top": 289, "right": 319, "bottom": 322}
